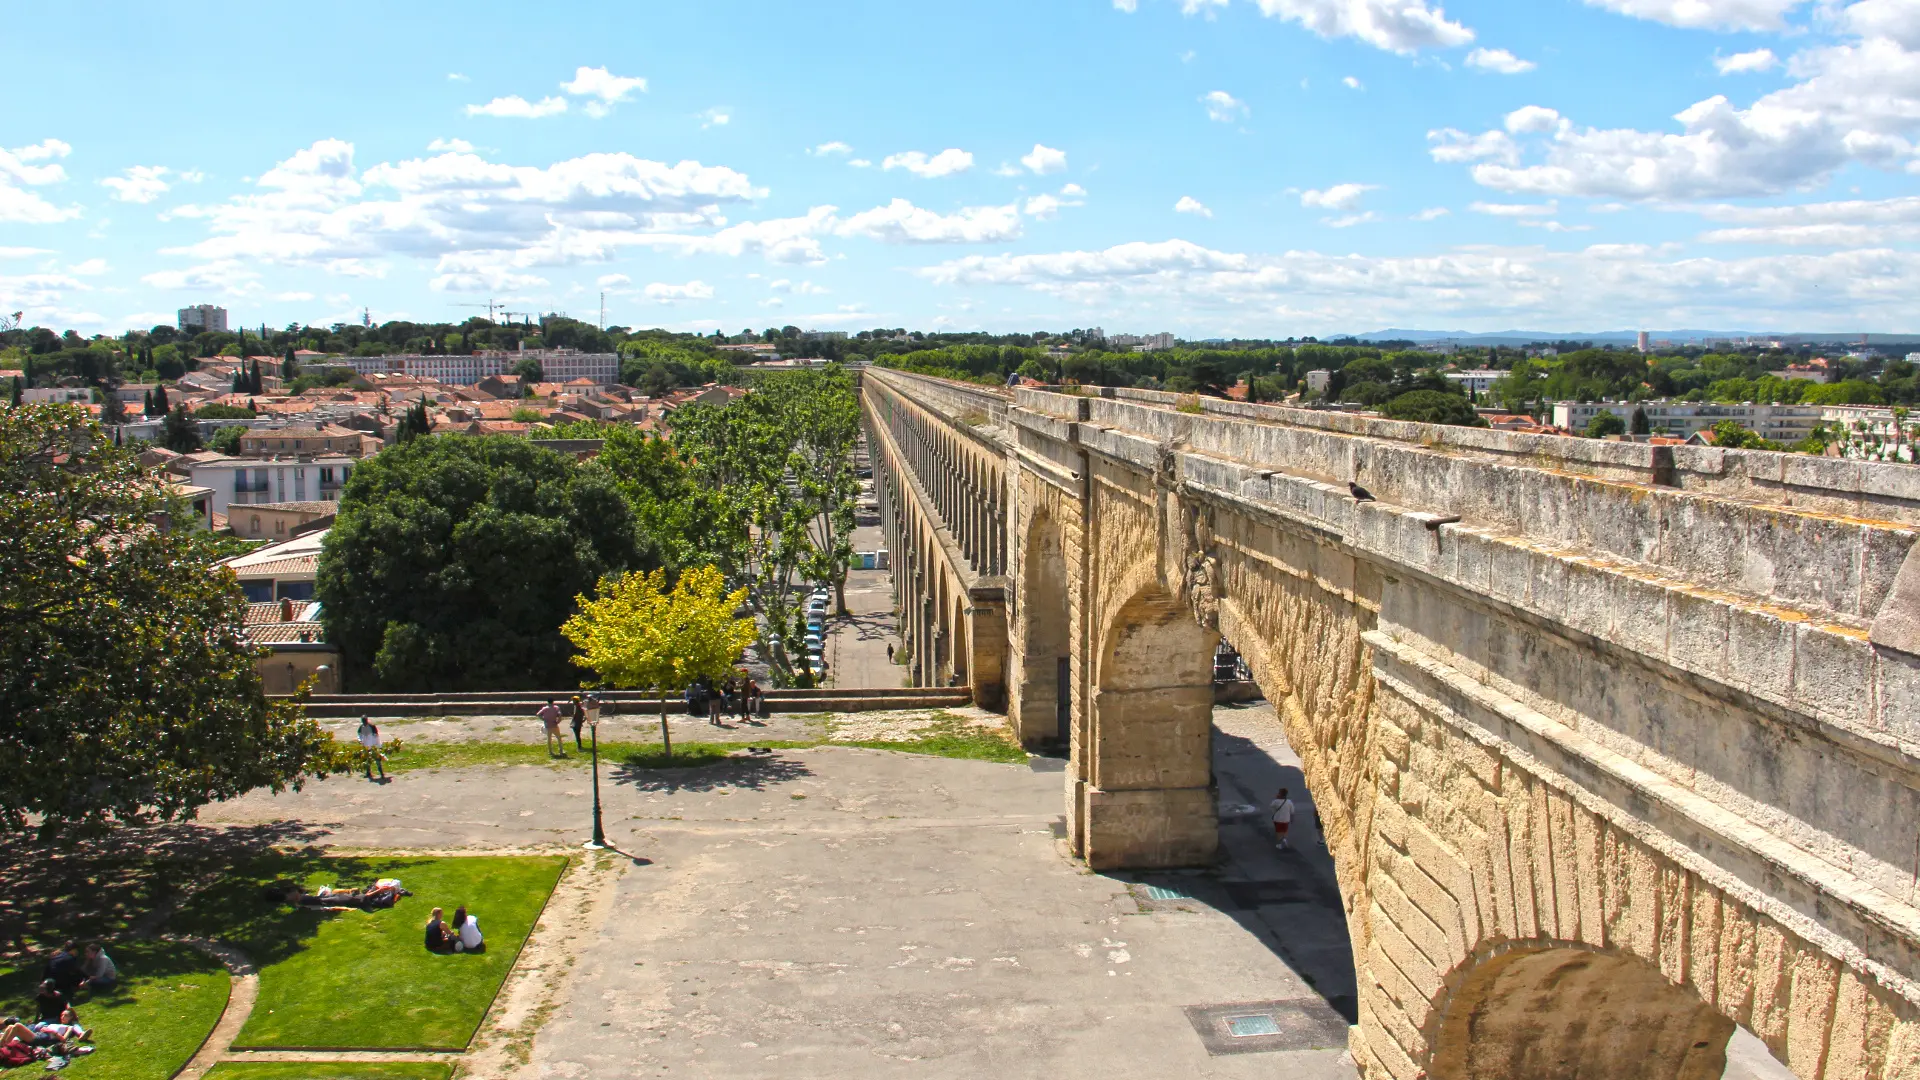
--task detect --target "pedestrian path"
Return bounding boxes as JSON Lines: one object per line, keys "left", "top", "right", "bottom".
{"left": 826, "top": 523, "right": 903, "bottom": 690}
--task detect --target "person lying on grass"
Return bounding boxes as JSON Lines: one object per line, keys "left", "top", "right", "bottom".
{"left": 272, "top": 879, "right": 410, "bottom": 910}
{"left": 1, "top": 1008, "right": 93, "bottom": 1058}
{"left": 449, "top": 906, "right": 484, "bottom": 954}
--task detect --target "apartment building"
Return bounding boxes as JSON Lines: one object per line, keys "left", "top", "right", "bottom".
{"left": 343, "top": 348, "right": 618, "bottom": 386}
{"left": 185, "top": 455, "right": 359, "bottom": 518}
{"left": 237, "top": 423, "right": 370, "bottom": 459}
{"left": 1551, "top": 400, "right": 1822, "bottom": 442}
{"left": 179, "top": 304, "right": 229, "bottom": 333}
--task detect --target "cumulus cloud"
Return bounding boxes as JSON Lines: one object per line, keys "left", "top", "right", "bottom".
{"left": 0, "top": 139, "right": 79, "bottom": 224}
{"left": 1301, "top": 183, "right": 1377, "bottom": 210}
{"left": 881, "top": 149, "right": 974, "bottom": 178}
{"left": 917, "top": 236, "right": 1920, "bottom": 329}
{"left": 1471, "top": 200, "right": 1558, "bottom": 216}
{"left": 1715, "top": 48, "right": 1777, "bottom": 74}
{"left": 1202, "top": 90, "right": 1249, "bottom": 122}
{"left": 467, "top": 95, "right": 568, "bottom": 119}
{"left": 101, "top": 165, "right": 172, "bottom": 204}
{"left": 1249, "top": 0, "right": 1474, "bottom": 54}
{"left": 810, "top": 141, "right": 853, "bottom": 156}
{"left": 836, "top": 198, "right": 1022, "bottom": 242}
{"left": 643, "top": 280, "right": 713, "bottom": 303}
{"left": 1175, "top": 195, "right": 1214, "bottom": 217}
{"left": 700, "top": 107, "right": 731, "bottom": 128}
{"left": 1114, "top": 0, "right": 1138, "bottom": 10}
{"left": 1582, "top": 0, "right": 1804, "bottom": 31}
{"left": 1412, "top": 206, "right": 1451, "bottom": 220}
{"left": 1021, "top": 144, "right": 1068, "bottom": 175}
{"left": 1690, "top": 194, "right": 1920, "bottom": 244}
{"left": 1432, "top": 16, "right": 1920, "bottom": 199}
{"left": 1344, "top": 76, "right": 1364, "bottom": 89}
{"left": 597, "top": 273, "right": 631, "bottom": 287}
{"left": 427, "top": 138, "right": 475, "bottom": 153}
{"left": 562, "top": 66, "right": 648, "bottom": 117}
{"left": 1465, "top": 47, "right": 1536, "bottom": 73}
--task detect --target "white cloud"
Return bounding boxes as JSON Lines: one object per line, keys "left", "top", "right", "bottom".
{"left": 701, "top": 107, "right": 731, "bottom": 128}
{"left": 881, "top": 149, "right": 975, "bottom": 178}
{"left": 597, "top": 273, "right": 631, "bottom": 288}
{"left": 274, "top": 291, "right": 315, "bottom": 301}
{"left": 1471, "top": 200, "right": 1558, "bottom": 216}
{"left": 1427, "top": 127, "right": 1521, "bottom": 164}
{"left": 1504, "top": 105, "right": 1564, "bottom": 134}
{"left": 1436, "top": 20, "right": 1920, "bottom": 199}
{"left": 1412, "top": 206, "right": 1451, "bottom": 220}
{"left": 1061, "top": 183, "right": 1087, "bottom": 197}
{"left": 1325, "top": 212, "right": 1380, "bottom": 227}
{"left": 1249, "top": 0, "right": 1474, "bottom": 54}
{"left": 768, "top": 279, "right": 828, "bottom": 295}
{"left": 101, "top": 165, "right": 171, "bottom": 204}
{"left": 810, "top": 141, "right": 853, "bottom": 156}
{"left": 849, "top": 159, "right": 873, "bottom": 168}
{"left": 1114, "top": 0, "right": 1139, "bottom": 10}
{"left": 1021, "top": 144, "right": 1068, "bottom": 175}
{"left": 1023, "top": 194, "right": 1065, "bottom": 219}
{"left": 836, "top": 198, "right": 1022, "bottom": 242}
{"left": 1582, "top": 0, "right": 1804, "bottom": 31}
{"left": 1175, "top": 195, "right": 1214, "bottom": 217}
{"left": 1465, "top": 47, "right": 1537, "bottom": 74}
{"left": 1715, "top": 48, "right": 1777, "bottom": 74}
{"left": 0, "top": 246, "right": 51, "bottom": 258}
{"left": 428, "top": 138, "right": 474, "bottom": 153}
{"left": 1690, "top": 194, "right": 1920, "bottom": 244}
{"left": 918, "top": 236, "right": 1920, "bottom": 330}
{"left": 561, "top": 67, "right": 647, "bottom": 119}
{"left": 0, "top": 139, "right": 80, "bottom": 224}
{"left": 1344, "top": 75, "right": 1365, "bottom": 89}
{"left": 1301, "top": 183, "right": 1377, "bottom": 210}
{"left": 467, "top": 95, "right": 568, "bottom": 119}
{"left": 644, "top": 280, "right": 714, "bottom": 303}
{"left": 447, "top": 73, "right": 469, "bottom": 82}
{"left": 1202, "top": 90, "right": 1249, "bottom": 122}
{"left": 69, "top": 258, "right": 108, "bottom": 275}
{"left": 141, "top": 260, "right": 260, "bottom": 294}
{"left": 1519, "top": 220, "right": 1594, "bottom": 232}
{"left": 1183, "top": 0, "right": 1231, "bottom": 15}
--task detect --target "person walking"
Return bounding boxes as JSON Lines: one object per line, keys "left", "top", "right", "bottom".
{"left": 1270, "top": 787, "right": 1295, "bottom": 851}
{"left": 886, "top": 643, "right": 895, "bottom": 663}
{"left": 569, "top": 695, "right": 587, "bottom": 751}
{"left": 538, "top": 699, "right": 564, "bottom": 756}
{"left": 356, "top": 715, "right": 385, "bottom": 780}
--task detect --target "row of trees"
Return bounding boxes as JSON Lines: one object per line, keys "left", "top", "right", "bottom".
{"left": 315, "top": 367, "right": 862, "bottom": 692}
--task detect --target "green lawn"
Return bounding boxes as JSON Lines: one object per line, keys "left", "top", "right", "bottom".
{"left": 205, "top": 1063, "right": 453, "bottom": 1080}
{"left": 0, "top": 941, "right": 229, "bottom": 1080}
{"left": 170, "top": 855, "right": 565, "bottom": 1051}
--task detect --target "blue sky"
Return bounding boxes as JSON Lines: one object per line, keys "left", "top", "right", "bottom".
{"left": 3, "top": 0, "right": 1916, "bottom": 337}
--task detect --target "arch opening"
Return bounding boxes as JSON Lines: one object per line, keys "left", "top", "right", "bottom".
{"left": 1082, "top": 587, "right": 1218, "bottom": 869}
{"left": 1430, "top": 944, "right": 1736, "bottom": 1080}
{"left": 1012, "top": 514, "right": 1071, "bottom": 747}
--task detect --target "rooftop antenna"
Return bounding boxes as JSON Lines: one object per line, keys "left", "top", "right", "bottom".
{"left": 361, "top": 307, "right": 372, "bottom": 329}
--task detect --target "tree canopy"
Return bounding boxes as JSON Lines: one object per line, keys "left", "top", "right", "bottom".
{"left": 316, "top": 435, "right": 654, "bottom": 691}
{"left": 0, "top": 404, "right": 338, "bottom": 835}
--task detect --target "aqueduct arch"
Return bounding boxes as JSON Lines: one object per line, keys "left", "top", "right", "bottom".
{"left": 861, "top": 367, "right": 1920, "bottom": 1078}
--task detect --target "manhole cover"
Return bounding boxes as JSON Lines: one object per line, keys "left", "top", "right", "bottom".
{"left": 1226, "top": 1014, "right": 1282, "bottom": 1037}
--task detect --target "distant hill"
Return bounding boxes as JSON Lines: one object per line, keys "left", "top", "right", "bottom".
{"left": 1353, "top": 329, "right": 1918, "bottom": 347}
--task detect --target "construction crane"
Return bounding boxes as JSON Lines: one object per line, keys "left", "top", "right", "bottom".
{"left": 453, "top": 300, "right": 506, "bottom": 323}
{"left": 500, "top": 310, "right": 536, "bottom": 327}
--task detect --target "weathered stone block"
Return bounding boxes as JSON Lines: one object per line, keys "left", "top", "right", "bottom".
{"left": 1080, "top": 785, "right": 1217, "bottom": 869}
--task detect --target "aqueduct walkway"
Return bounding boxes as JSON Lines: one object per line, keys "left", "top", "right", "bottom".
{"left": 861, "top": 366, "right": 1920, "bottom": 1080}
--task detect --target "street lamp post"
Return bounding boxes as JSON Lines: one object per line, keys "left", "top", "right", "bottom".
{"left": 585, "top": 719, "right": 607, "bottom": 849}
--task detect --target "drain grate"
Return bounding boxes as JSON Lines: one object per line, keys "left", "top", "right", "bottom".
{"left": 1226, "top": 1014, "right": 1282, "bottom": 1037}
{"left": 1145, "top": 884, "right": 1192, "bottom": 901}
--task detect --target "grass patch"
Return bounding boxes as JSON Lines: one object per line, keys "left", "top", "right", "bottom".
{"left": 383, "top": 740, "right": 810, "bottom": 772}
{"left": 841, "top": 714, "right": 1027, "bottom": 764}
{"left": 206, "top": 1064, "right": 453, "bottom": 1080}
{"left": 169, "top": 855, "right": 565, "bottom": 1050}
{"left": 0, "top": 941, "right": 229, "bottom": 1080}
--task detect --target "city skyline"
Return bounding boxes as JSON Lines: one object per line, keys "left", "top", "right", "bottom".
{"left": 3, "top": 0, "right": 1917, "bottom": 337}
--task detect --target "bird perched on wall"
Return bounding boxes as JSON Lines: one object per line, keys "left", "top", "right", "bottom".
{"left": 1349, "top": 481, "right": 1375, "bottom": 502}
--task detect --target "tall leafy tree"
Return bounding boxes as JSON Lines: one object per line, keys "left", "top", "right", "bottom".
{"left": 163, "top": 406, "right": 203, "bottom": 452}
{"left": 0, "top": 404, "right": 339, "bottom": 836}
{"left": 316, "top": 435, "right": 655, "bottom": 691}
{"left": 562, "top": 565, "right": 755, "bottom": 759}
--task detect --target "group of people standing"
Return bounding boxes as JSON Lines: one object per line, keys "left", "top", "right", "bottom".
{"left": 536, "top": 694, "right": 602, "bottom": 756}
{"left": 687, "top": 673, "right": 760, "bottom": 725}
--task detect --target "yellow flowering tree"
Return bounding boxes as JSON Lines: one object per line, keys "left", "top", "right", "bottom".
{"left": 561, "top": 565, "right": 755, "bottom": 759}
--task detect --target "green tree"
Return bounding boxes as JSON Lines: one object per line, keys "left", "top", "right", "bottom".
{"left": 196, "top": 403, "right": 257, "bottom": 420}
{"left": 163, "top": 405, "right": 203, "bottom": 452}
{"left": 1586, "top": 411, "right": 1627, "bottom": 438}
{"left": 1630, "top": 405, "right": 1651, "bottom": 435}
{"left": 512, "top": 356, "right": 545, "bottom": 385}
{"left": 316, "top": 435, "right": 655, "bottom": 691}
{"left": 1382, "top": 390, "right": 1488, "bottom": 427}
{"left": 208, "top": 425, "right": 246, "bottom": 454}
{"left": 561, "top": 565, "right": 756, "bottom": 759}
{"left": 0, "top": 404, "right": 339, "bottom": 835}
{"left": 1709, "top": 420, "right": 1780, "bottom": 450}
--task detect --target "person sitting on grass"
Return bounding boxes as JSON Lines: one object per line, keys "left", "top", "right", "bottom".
{"left": 33, "top": 981, "right": 68, "bottom": 1024}
{"left": 78, "top": 944, "right": 117, "bottom": 993}
{"left": 43, "top": 943, "right": 82, "bottom": 995}
{"left": 424, "top": 907, "right": 453, "bottom": 954}
{"left": 450, "top": 905, "right": 484, "bottom": 954}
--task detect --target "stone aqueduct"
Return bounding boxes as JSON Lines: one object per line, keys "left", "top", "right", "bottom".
{"left": 859, "top": 366, "right": 1920, "bottom": 1080}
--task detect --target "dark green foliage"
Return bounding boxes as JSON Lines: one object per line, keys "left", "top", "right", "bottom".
{"left": 1710, "top": 420, "right": 1781, "bottom": 450}
{"left": 208, "top": 425, "right": 247, "bottom": 454}
{"left": 197, "top": 402, "right": 257, "bottom": 420}
{"left": 1382, "top": 390, "right": 1488, "bottom": 427}
{"left": 1630, "top": 405, "right": 1651, "bottom": 435}
{"left": 316, "top": 435, "right": 655, "bottom": 691}
{"left": 0, "top": 405, "right": 339, "bottom": 835}
{"left": 1586, "top": 411, "right": 1628, "bottom": 437}
{"left": 163, "top": 405, "right": 203, "bottom": 451}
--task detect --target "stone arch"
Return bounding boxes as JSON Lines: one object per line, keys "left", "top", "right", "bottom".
{"left": 1083, "top": 586, "right": 1219, "bottom": 869}
{"left": 1428, "top": 941, "right": 1736, "bottom": 1080}
{"left": 1012, "top": 510, "right": 1072, "bottom": 746}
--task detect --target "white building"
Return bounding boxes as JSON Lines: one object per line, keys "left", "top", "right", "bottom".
{"left": 23, "top": 387, "right": 93, "bottom": 404}
{"left": 1551, "top": 400, "right": 1821, "bottom": 442}
{"left": 179, "top": 304, "right": 229, "bottom": 333}
{"left": 185, "top": 454, "right": 360, "bottom": 520}
{"left": 1142, "top": 332, "right": 1176, "bottom": 351}
{"left": 342, "top": 349, "right": 619, "bottom": 387}
{"left": 1304, "top": 369, "right": 1332, "bottom": 394}
{"left": 1444, "top": 369, "right": 1504, "bottom": 395}
{"left": 1637, "top": 331, "right": 1651, "bottom": 353}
